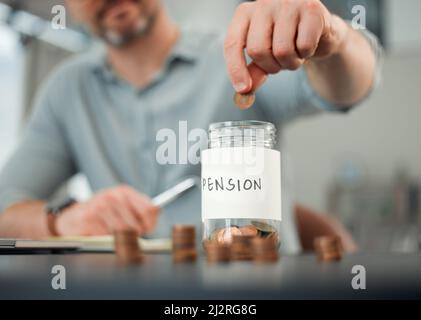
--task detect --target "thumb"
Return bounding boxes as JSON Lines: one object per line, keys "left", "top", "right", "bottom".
{"left": 248, "top": 62, "right": 268, "bottom": 93}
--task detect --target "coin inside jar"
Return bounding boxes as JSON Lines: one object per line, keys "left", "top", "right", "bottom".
{"left": 203, "top": 241, "right": 231, "bottom": 264}
{"left": 233, "top": 92, "right": 256, "bottom": 109}
{"left": 251, "top": 237, "right": 279, "bottom": 263}
{"left": 216, "top": 226, "right": 242, "bottom": 245}
{"left": 251, "top": 220, "right": 277, "bottom": 233}
{"left": 239, "top": 225, "right": 258, "bottom": 237}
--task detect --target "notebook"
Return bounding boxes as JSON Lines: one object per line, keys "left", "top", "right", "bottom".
{"left": 46, "top": 236, "right": 172, "bottom": 253}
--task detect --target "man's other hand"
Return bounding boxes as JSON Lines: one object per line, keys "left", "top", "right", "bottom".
{"left": 56, "top": 185, "right": 160, "bottom": 236}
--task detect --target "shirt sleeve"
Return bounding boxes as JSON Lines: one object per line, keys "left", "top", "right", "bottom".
{"left": 255, "top": 28, "right": 383, "bottom": 125}
{"left": 0, "top": 75, "right": 77, "bottom": 212}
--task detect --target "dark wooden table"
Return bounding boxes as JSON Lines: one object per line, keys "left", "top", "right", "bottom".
{"left": 0, "top": 252, "right": 420, "bottom": 299}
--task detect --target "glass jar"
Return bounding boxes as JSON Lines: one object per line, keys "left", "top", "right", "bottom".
{"left": 201, "top": 120, "right": 282, "bottom": 247}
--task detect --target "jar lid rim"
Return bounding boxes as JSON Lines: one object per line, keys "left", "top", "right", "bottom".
{"left": 209, "top": 120, "right": 275, "bottom": 131}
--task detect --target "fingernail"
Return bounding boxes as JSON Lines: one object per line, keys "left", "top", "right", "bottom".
{"left": 234, "top": 82, "right": 248, "bottom": 93}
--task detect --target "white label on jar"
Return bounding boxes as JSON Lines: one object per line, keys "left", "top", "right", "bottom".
{"left": 201, "top": 147, "right": 281, "bottom": 221}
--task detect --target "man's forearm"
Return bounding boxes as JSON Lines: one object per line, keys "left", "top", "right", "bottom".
{"left": 305, "top": 18, "right": 377, "bottom": 107}
{"left": 0, "top": 201, "right": 51, "bottom": 239}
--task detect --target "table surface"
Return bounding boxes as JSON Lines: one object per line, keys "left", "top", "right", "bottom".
{"left": 0, "top": 251, "right": 420, "bottom": 299}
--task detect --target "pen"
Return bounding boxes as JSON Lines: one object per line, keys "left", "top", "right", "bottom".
{"left": 152, "top": 176, "right": 199, "bottom": 208}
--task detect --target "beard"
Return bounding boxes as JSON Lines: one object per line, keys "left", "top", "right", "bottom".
{"left": 96, "top": 0, "right": 157, "bottom": 47}
{"left": 101, "top": 14, "right": 156, "bottom": 47}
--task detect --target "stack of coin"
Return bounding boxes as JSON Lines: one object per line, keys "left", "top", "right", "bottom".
{"left": 314, "top": 236, "right": 343, "bottom": 262}
{"left": 251, "top": 237, "right": 279, "bottom": 263}
{"left": 114, "top": 230, "right": 144, "bottom": 264}
{"left": 172, "top": 224, "right": 197, "bottom": 263}
{"left": 203, "top": 241, "right": 231, "bottom": 264}
{"left": 231, "top": 234, "right": 255, "bottom": 261}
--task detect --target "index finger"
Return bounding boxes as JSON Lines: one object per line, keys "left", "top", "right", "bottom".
{"left": 224, "top": 3, "right": 253, "bottom": 93}
{"left": 127, "top": 189, "right": 160, "bottom": 225}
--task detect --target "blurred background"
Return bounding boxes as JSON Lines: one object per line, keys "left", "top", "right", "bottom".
{"left": 0, "top": 0, "right": 420, "bottom": 252}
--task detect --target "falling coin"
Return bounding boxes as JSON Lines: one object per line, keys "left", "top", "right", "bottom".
{"left": 234, "top": 92, "right": 256, "bottom": 109}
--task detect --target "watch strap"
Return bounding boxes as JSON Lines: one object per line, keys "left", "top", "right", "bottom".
{"left": 46, "top": 198, "right": 77, "bottom": 236}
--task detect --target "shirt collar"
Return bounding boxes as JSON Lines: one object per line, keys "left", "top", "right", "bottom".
{"left": 169, "top": 27, "right": 201, "bottom": 62}
{"left": 90, "top": 27, "right": 200, "bottom": 84}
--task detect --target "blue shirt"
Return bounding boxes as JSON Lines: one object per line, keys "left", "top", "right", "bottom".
{"left": 0, "top": 27, "right": 381, "bottom": 254}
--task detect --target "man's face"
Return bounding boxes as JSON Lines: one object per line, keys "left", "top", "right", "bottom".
{"left": 66, "top": 0, "right": 159, "bottom": 46}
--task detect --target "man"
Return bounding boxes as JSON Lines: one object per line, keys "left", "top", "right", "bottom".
{"left": 0, "top": 0, "right": 379, "bottom": 254}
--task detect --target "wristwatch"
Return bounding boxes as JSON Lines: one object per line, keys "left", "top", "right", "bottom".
{"left": 46, "top": 197, "right": 77, "bottom": 236}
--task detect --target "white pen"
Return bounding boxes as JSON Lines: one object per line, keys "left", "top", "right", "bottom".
{"left": 151, "top": 176, "right": 199, "bottom": 208}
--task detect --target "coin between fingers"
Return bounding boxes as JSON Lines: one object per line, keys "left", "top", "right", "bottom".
{"left": 234, "top": 92, "right": 256, "bottom": 109}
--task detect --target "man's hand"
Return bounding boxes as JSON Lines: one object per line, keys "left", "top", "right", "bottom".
{"left": 56, "top": 185, "right": 160, "bottom": 236}
{"left": 224, "top": 0, "right": 350, "bottom": 94}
